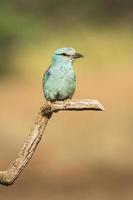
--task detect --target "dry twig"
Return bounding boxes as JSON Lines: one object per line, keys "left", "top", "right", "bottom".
{"left": 0, "top": 99, "right": 104, "bottom": 186}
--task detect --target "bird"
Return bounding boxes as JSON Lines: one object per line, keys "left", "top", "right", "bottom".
{"left": 43, "top": 47, "right": 83, "bottom": 103}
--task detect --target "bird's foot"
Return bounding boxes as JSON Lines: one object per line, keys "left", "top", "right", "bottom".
{"left": 64, "top": 99, "right": 71, "bottom": 108}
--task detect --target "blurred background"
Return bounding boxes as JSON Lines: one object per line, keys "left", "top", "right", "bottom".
{"left": 0, "top": 0, "right": 133, "bottom": 199}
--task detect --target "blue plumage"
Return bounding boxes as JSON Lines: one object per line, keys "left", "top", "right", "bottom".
{"left": 43, "top": 47, "right": 83, "bottom": 102}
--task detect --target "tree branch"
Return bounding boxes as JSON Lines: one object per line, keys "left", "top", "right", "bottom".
{"left": 0, "top": 99, "right": 104, "bottom": 186}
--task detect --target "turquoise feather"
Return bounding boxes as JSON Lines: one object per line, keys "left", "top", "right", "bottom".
{"left": 43, "top": 47, "right": 83, "bottom": 102}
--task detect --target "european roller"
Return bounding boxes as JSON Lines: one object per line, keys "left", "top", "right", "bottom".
{"left": 43, "top": 47, "right": 83, "bottom": 102}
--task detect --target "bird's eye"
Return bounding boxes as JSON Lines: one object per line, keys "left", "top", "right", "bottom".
{"left": 58, "top": 53, "right": 70, "bottom": 57}
{"left": 62, "top": 53, "right": 69, "bottom": 56}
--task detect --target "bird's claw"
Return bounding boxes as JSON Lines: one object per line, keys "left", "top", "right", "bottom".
{"left": 64, "top": 99, "right": 71, "bottom": 108}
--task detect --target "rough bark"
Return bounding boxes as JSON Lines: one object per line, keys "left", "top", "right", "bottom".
{"left": 0, "top": 99, "right": 104, "bottom": 186}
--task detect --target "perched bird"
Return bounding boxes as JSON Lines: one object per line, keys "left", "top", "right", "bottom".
{"left": 43, "top": 47, "right": 83, "bottom": 102}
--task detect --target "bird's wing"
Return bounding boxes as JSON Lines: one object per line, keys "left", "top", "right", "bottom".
{"left": 42, "top": 66, "right": 52, "bottom": 85}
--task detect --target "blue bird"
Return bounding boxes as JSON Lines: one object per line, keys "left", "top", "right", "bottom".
{"left": 43, "top": 47, "right": 83, "bottom": 102}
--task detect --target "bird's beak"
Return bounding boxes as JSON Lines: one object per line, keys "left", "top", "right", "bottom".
{"left": 72, "top": 52, "right": 84, "bottom": 59}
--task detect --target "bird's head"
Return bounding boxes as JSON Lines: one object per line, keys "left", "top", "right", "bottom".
{"left": 52, "top": 47, "right": 83, "bottom": 64}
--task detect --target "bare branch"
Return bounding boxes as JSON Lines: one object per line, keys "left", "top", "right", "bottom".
{"left": 0, "top": 99, "right": 104, "bottom": 186}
